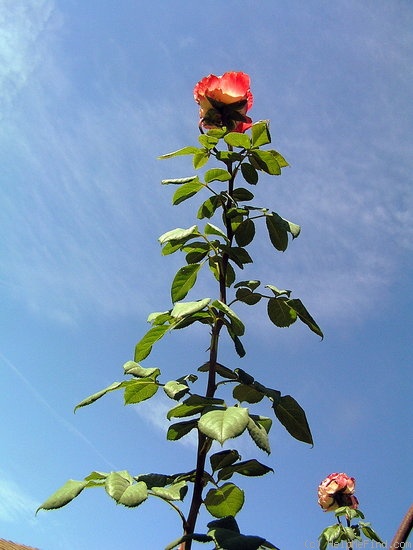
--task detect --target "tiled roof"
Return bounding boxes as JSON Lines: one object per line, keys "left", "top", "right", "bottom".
{"left": 0, "top": 540, "right": 39, "bottom": 550}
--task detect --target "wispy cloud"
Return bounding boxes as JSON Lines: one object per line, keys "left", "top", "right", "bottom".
{"left": 0, "top": 471, "right": 38, "bottom": 523}
{"left": 0, "top": 351, "right": 116, "bottom": 469}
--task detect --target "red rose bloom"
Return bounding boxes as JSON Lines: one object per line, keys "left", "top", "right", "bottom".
{"left": 193, "top": 71, "right": 253, "bottom": 133}
{"left": 318, "top": 472, "right": 359, "bottom": 512}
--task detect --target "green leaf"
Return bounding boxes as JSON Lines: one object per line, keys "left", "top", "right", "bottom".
{"left": 172, "top": 179, "right": 204, "bottom": 205}
{"left": 204, "top": 168, "right": 232, "bottom": 183}
{"left": 158, "top": 146, "right": 200, "bottom": 159}
{"left": 171, "top": 263, "right": 201, "bottom": 302}
{"left": 271, "top": 150, "right": 289, "bottom": 168}
{"left": 265, "top": 214, "right": 289, "bottom": 251}
{"left": 212, "top": 300, "right": 245, "bottom": 336}
{"left": 273, "top": 395, "right": 313, "bottom": 445}
{"left": 287, "top": 298, "right": 324, "bottom": 338}
{"left": 165, "top": 534, "right": 213, "bottom": 550}
{"left": 198, "top": 362, "right": 238, "bottom": 380}
{"left": 74, "top": 381, "right": 125, "bottom": 412}
{"left": 234, "top": 279, "right": 261, "bottom": 291}
{"left": 232, "top": 187, "right": 255, "bottom": 202}
{"left": 167, "top": 419, "right": 197, "bottom": 441}
{"left": 124, "top": 379, "right": 159, "bottom": 404}
{"left": 250, "top": 150, "right": 281, "bottom": 175}
{"left": 167, "top": 395, "right": 225, "bottom": 420}
{"left": 105, "top": 472, "right": 148, "bottom": 507}
{"left": 231, "top": 333, "right": 246, "bottom": 358}
{"left": 210, "top": 450, "right": 241, "bottom": 472}
{"left": 265, "top": 284, "right": 291, "bottom": 297}
{"left": 224, "top": 132, "right": 251, "bottom": 149}
{"left": 198, "top": 407, "right": 249, "bottom": 444}
{"left": 198, "top": 134, "right": 219, "bottom": 149}
{"left": 37, "top": 479, "right": 87, "bottom": 512}
{"left": 217, "top": 459, "right": 273, "bottom": 481}
{"left": 161, "top": 176, "right": 199, "bottom": 185}
{"left": 247, "top": 416, "right": 272, "bottom": 454}
{"left": 193, "top": 149, "right": 209, "bottom": 169}
{"left": 251, "top": 120, "right": 271, "bottom": 147}
{"left": 234, "top": 218, "right": 255, "bottom": 246}
{"left": 240, "top": 162, "right": 259, "bottom": 185}
{"left": 204, "top": 222, "right": 228, "bottom": 240}
{"left": 123, "top": 361, "right": 160, "bottom": 379}
{"left": 197, "top": 195, "right": 223, "bottom": 219}
{"left": 163, "top": 380, "right": 190, "bottom": 401}
{"left": 359, "top": 522, "right": 383, "bottom": 543}
{"left": 134, "top": 325, "right": 170, "bottom": 362}
{"left": 150, "top": 480, "right": 188, "bottom": 501}
{"left": 233, "top": 384, "right": 264, "bottom": 404}
{"left": 267, "top": 297, "right": 297, "bottom": 328}
{"left": 171, "top": 298, "right": 211, "bottom": 319}
{"left": 183, "top": 241, "right": 210, "bottom": 264}
{"left": 235, "top": 287, "right": 261, "bottom": 305}
{"left": 159, "top": 225, "right": 199, "bottom": 246}
{"left": 204, "top": 483, "right": 245, "bottom": 518}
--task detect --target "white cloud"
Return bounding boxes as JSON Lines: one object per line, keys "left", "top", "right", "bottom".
{"left": 0, "top": 471, "right": 38, "bottom": 523}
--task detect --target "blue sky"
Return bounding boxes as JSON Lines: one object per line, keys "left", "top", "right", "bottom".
{"left": 0, "top": 1, "right": 412, "bottom": 549}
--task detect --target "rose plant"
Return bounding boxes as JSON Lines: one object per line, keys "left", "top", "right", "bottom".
{"left": 38, "top": 72, "right": 324, "bottom": 549}
{"left": 317, "top": 473, "right": 382, "bottom": 550}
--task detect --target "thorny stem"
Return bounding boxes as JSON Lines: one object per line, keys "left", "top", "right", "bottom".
{"left": 182, "top": 154, "right": 235, "bottom": 550}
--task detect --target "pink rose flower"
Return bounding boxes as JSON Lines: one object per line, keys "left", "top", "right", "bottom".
{"left": 318, "top": 472, "right": 359, "bottom": 512}
{"left": 193, "top": 71, "right": 253, "bottom": 132}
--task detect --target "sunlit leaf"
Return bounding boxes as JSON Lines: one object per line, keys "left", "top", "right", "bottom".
{"left": 251, "top": 120, "right": 271, "bottom": 147}
{"left": 172, "top": 179, "right": 204, "bottom": 205}
{"left": 198, "top": 407, "right": 249, "bottom": 444}
{"left": 158, "top": 146, "right": 200, "bottom": 159}
{"left": 74, "top": 381, "right": 126, "bottom": 412}
{"left": 171, "top": 263, "right": 201, "bottom": 302}
{"left": 124, "top": 378, "right": 159, "bottom": 404}
{"left": 224, "top": 132, "right": 251, "bottom": 149}
{"left": 150, "top": 481, "right": 188, "bottom": 501}
{"left": 204, "top": 483, "right": 245, "bottom": 518}
{"left": 37, "top": 479, "right": 87, "bottom": 512}
{"left": 123, "top": 361, "right": 160, "bottom": 379}
{"left": 163, "top": 380, "right": 190, "bottom": 401}
{"left": 204, "top": 168, "right": 232, "bottom": 183}
{"left": 193, "top": 149, "right": 209, "bottom": 169}
{"left": 171, "top": 298, "right": 211, "bottom": 319}
{"left": 105, "top": 472, "right": 148, "bottom": 507}
{"left": 134, "top": 325, "right": 170, "bottom": 362}
{"left": 247, "top": 416, "right": 272, "bottom": 454}
{"left": 159, "top": 225, "right": 199, "bottom": 246}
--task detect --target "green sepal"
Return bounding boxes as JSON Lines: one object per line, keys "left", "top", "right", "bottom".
{"left": 273, "top": 395, "right": 313, "bottom": 445}
{"left": 204, "top": 483, "right": 245, "bottom": 518}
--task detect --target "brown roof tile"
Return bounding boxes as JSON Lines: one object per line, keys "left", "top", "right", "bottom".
{"left": 0, "top": 540, "right": 39, "bottom": 550}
